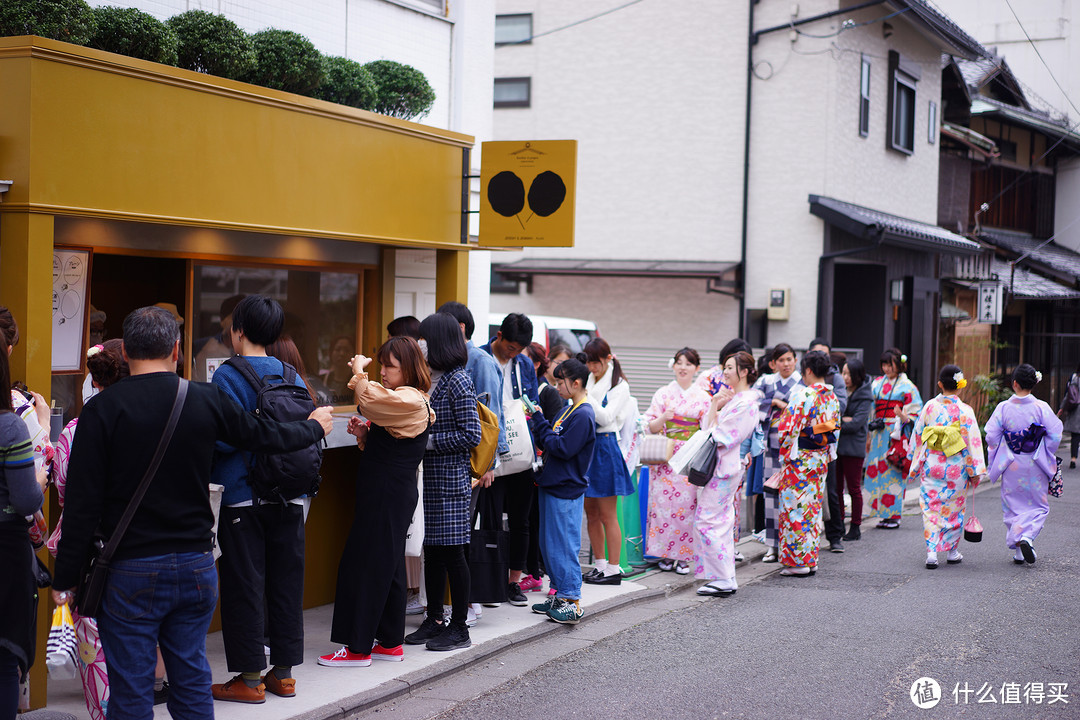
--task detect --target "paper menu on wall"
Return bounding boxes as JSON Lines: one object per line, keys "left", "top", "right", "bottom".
{"left": 52, "top": 249, "right": 90, "bottom": 372}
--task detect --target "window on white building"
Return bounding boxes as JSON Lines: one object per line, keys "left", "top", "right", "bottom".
{"left": 928, "top": 101, "right": 937, "bottom": 144}
{"left": 496, "top": 14, "right": 532, "bottom": 45}
{"left": 386, "top": 0, "right": 448, "bottom": 17}
{"left": 859, "top": 55, "right": 871, "bottom": 137}
{"left": 887, "top": 51, "right": 919, "bottom": 155}
{"left": 494, "top": 77, "right": 531, "bottom": 108}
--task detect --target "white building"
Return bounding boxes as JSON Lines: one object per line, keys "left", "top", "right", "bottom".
{"left": 91, "top": 0, "right": 497, "bottom": 327}
{"left": 492, "top": 1, "right": 989, "bottom": 396}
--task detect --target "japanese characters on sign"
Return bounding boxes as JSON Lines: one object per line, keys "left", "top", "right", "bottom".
{"left": 978, "top": 281, "right": 1003, "bottom": 324}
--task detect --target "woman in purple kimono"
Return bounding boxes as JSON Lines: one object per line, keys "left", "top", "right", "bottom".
{"left": 984, "top": 364, "right": 1062, "bottom": 565}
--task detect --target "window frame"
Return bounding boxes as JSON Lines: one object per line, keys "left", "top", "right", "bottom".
{"left": 928, "top": 101, "right": 937, "bottom": 144}
{"left": 886, "top": 50, "right": 920, "bottom": 156}
{"left": 494, "top": 77, "right": 532, "bottom": 108}
{"left": 495, "top": 13, "right": 533, "bottom": 45}
{"left": 859, "top": 55, "right": 871, "bottom": 138}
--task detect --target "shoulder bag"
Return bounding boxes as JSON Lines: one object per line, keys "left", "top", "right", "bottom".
{"left": 686, "top": 433, "right": 718, "bottom": 487}
{"left": 76, "top": 379, "right": 189, "bottom": 618}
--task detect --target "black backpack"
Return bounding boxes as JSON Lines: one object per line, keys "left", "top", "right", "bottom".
{"left": 222, "top": 356, "right": 324, "bottom": 502}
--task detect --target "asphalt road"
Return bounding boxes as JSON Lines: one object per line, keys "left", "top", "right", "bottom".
{"left": 360, "top": 476, "right": 1080, "bottom": 720}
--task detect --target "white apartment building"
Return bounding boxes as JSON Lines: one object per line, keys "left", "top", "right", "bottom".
{"left": 492, "top": 1, "right": 989, "bottom": 396}
{"left": 91, "top": 0, "right": 497, "bottom": 326}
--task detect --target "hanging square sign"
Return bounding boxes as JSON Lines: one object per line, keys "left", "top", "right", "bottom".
{"left": 479, "top": 140, "right": 576, "bottom": 247}
{"left": 977, "top": 281, "right": 1002, "bottom": 324}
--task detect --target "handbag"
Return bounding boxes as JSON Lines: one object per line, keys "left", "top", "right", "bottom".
{"left": 470, "top": 395, "right": 500, "bottom": 479}
{"left": 763, "top": 471, "right": 783, "bottom": 492}
{"left": 639, "top": 434, "right": 674, "bottom": 465}
{"left": 669, "top": 429, "right": 711, "bottom": 476}
{"left": 76, "top": 379, "right": 189, "bottom": 618}
{"left": 405, "top": 465, "right": 425, "bottom": 557}
{"left": 963, "top": 485, "right": 982, "bottom": 542}
{"left": 1049, "top": 456, "right": 1063, "bottom": 498}
{"left": 686, "top": 434, "right": 718, "bottom": 487}
{"left": 45, "top": 603, "right": 79, "bottom": 680}
{"left": 468, "top": 487, "right": 509, "bottom": 603}
{"left": 495, "top": 365, "right": 536, "bottom": 477}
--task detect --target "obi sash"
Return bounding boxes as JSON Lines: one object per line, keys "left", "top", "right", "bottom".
{"left": 1003, "top": 423, "right": 1046, "bottom": 455}
{"left": 798, "top": 421, "right": 837, "bottom": 450}
{"left": 921, "top": 422, "right": 965, "bottom": 457}
{"left": 664, "top": 416, "right": 699, "bottom": 442}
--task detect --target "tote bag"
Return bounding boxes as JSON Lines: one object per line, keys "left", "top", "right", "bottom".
{"left": 495, "top": 364, "right": 535, "bottom": 476}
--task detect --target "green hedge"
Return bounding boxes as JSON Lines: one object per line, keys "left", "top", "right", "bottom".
{"left": 243, "top": 28, "right": 323, "bottom": 96}
{"left": 89, "top": 6, "right": 177, "bottom": 65}
{"left": 364, "top": 60, "right": 436, "bottom": 120}
{"left": 167, "top": 10, "right": 254, "bottom": 79}
{"left": 0, "top": 0, "right": 96, "bottom": 46}
{"left": 315, "top": 56, "right": 377, "bottom": 109}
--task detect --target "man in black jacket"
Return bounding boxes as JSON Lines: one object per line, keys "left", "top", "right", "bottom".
{"left": 53, "top": 306, "right": 333, "bottom": 720}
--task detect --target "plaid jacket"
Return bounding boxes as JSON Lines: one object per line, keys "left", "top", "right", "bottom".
{"left": 423, "top": 367, "right": 482, "bottom": 546}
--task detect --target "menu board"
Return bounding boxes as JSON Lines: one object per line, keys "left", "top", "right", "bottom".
{"left": 52, "top": 249, "right": 91, "bottom": 372}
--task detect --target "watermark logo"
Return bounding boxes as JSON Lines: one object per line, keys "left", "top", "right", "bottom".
{"left": 911, "top": 677, "right": 942, "bottom": 709}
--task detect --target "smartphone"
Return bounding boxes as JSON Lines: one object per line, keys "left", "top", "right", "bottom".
{"left": 521, "top": 395, "right": 539, "bottom": 414}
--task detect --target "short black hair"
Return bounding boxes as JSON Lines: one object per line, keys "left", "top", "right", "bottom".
{"left": 772, "top": 343, "right": 796, "bottom": 362}
{"left": 719, "top": 338, "right": 751, "bottom": 365}
{"left": 808, "top": 337, "right": 831, "bottom": 352}
{"left": 499, "top": 313, "right": 533, "bottom": 346}
{"left": 387, "top": 315, "right": 421, "bottom": 340}
{"left": 800, "top": 349, "right": 831, "bottom": 380}
{"left": 554, "top": 355, "right": 590, "bottom": 386}
{"left": 437, "top": 301, "right": 474, "bottom": 338}
{"left": 846, "top": 357, "right": 867, "bottom": 389}
{"left": 419, "top": 312, "right": 469, "bottom": 371}
{"left": 122, "top": 306, "right": 180, "bottom": 360}
{"left": 230, "top": 294, "right": 284, "bottom": 347}
{"left": 674, "top": 347, "right": 701, "bottom": 367}
{"left": 1013, "top": 363, "right": 1039, "bottom": 390}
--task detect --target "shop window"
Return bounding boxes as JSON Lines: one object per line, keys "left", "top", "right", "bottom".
{"left": 192, "top": 265, "right": 359, "bottom": 405}
{"left": 887, "top": 50, "right": 919, "bottom": 155}
{"left": 495, "top": 77, "right": 531, "bottom": 108}
{"left": 859, "top": 55, "right": 871, "bottom": 138}
{"left": 496, "top": 14, "right": 533, "bottom": 45}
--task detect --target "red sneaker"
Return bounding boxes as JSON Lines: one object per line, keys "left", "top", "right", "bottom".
{"left": 519, "top": 575, "right": 544, "bottom": 592}
{"left": 317, "top": 647, "right": 371, "bottom": 667}
{"left": 371, "top": 644, "right": 404, "bottom": 662}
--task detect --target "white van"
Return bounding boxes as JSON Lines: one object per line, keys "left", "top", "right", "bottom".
{"left": 486, "top": 313, "right": 598, "bottom": 354}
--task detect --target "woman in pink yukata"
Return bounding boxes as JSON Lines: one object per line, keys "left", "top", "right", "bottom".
{"left": 907, "top": 365, "right": 985, "bottom": 570}
{"left": 693, "top": 351, "right": 760, "bottom": 597}
{"left": 984, "top": 364, "right": 1062, "bottom": 565}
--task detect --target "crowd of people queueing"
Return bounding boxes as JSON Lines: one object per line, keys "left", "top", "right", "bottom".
{"left": 0, "top": 297, "right": 1068, "bottom": 719}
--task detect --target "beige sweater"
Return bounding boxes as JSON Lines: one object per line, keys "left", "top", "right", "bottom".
{"left": 349, "top": 373, "right": 435, "bottom": 439}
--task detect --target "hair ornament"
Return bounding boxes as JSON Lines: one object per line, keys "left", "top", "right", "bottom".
{"left": 953, "top": 371, "right": 966, "bottom": 389}
{"left": 1035, "top": 370, "right": 1043, "bottom": 383}
{"left": 900, "top": 354, "right": 908, "bottom": 363}
{"left": 87, "top": 344, "right": 104, "bottom": 358}
{"left": 667, "top": 357, "right": 675, "bottom": 369}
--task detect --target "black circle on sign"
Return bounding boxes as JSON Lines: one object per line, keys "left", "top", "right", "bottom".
{"left": 487, "top": 171, "right": 526, "bottom": 217}
{"left": 528, "top": 171, "right": 566, "bottom": 217}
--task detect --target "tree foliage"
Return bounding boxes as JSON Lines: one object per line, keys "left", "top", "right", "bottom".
{"left": 0, "top": 0, "right": 96, "bottom": 46}
{"left": 243, "top": 28, "right": 324, "bottom": 96}
{"left": 314, "top": 56, "right": 377, "bottom": 109}
{"left": 167, "top": 10, "right": 254, "bottom": 79}
{"left": 363, "top": 60, "right": 436, "bottom": 120}
{"left": 88, "top": 6, "right": 177, "bottom": 65}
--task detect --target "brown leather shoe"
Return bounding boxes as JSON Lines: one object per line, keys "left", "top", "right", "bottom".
{"left": 262, "top": 669, "right": 296, "bottom": 698}
{"left": 211, "top": 674, "right": 265, "bottom": 704}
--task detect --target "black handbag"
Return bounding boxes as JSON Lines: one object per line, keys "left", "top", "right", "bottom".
{"left": 686, "top": 434, "right": 718, "bottom": 487}
{"left": 76, "top": 380, "right": 189, "bottom": 618}
{"left": 468, "top": 486, "right": 509, "bottom": 604}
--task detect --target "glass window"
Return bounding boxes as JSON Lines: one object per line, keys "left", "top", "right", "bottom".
{"left": 859, "top": 56, "right": 871, "bottom": 137}
{"left": 887, "top": 51, "right": 918, "bottom": 155}
{"left": 494, "top": 77, "right": 531, "bottom": 108}
{"left": 928, "top": 101, "right": 937, "bottom": 144}
{"left": 496, "top": 14, "right": 532, "bottom": 45}
{"left": 191, "top": 265, "right": 358, "bottom": 405}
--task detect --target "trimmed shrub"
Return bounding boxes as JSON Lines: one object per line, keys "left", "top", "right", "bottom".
{"left": 167, "top": 10, "right": 254, "bottom": 79}
{"left": 363, "top": 60, "right": 436, "bottom": 120}
{"left": 243, "top": 28, "right": 323, "bottom": 96}
{"left": 0, "top": 0, "right": 96, "bottom": 46}
{"left": 315, "top": 56, "right": 377, "bottom": 109}
{"left": 89, "top": 6, "right": 177, "bottom": 65}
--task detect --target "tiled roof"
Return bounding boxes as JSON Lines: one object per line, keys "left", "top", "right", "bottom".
{"left": 809, "top": 195, "right": 982, "bottom": 253}
{"left": 982, "top": 230, "right": 1080, "bottom": 282}
{"left": 989, "top": 257, "right": 1080, "bottom": 299}
{"left": 899, "top": 1, "right": 992, "bottom": 60}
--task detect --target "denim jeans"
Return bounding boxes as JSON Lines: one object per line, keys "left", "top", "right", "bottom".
{"left": 538, "top": 489, "right": 583, "bottom": 600}
{"left": 96, "top": 552, "right": 217, "bottom": 720}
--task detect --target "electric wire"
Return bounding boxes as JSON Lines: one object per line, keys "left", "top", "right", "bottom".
{"left": 497, "top": 0, "right": 648, "bottom": 47}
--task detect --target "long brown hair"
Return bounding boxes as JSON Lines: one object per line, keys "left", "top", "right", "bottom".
{"left": 584, "top": 337, "right": 627, "bottom": 386}
{"left": 377, "top": 336, "right": 431, "bottom": 392}
{"left": 267, "top": 334, "right": 317, "bottom": 404}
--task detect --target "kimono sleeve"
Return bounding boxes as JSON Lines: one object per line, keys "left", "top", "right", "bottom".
{"left": 960, "top": 402, "right": 987, "bottom": 476}
{"left": 711, "top": 396, "right": 758, "bottom": 450}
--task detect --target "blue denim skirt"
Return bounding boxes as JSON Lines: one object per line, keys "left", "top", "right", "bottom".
{"left": 585, "top": 432, "right": 634, "bottom": 498}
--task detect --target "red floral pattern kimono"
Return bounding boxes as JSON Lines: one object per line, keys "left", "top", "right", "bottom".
{"left": 777, "top": 383, "right": 839, "bottom": 568}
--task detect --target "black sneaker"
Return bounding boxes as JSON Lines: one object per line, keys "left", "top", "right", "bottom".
{"left": 154, "top": 680, "right": 169, "bottom": 706}
{"left": 405, "top": 616, "right": 444, "bottom": 645}
{"left": 425, "top": 621, "right": 471, "bottom": 651}
{"left": 829, "top": 540, "right": 845, "bottom": 553}
{"left": 507, "top": 582, "right": 528, "bottom": 607}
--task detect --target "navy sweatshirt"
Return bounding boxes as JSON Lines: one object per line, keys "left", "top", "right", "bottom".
{"left": 528, "top": 400, "right": 596, "bottom": 499}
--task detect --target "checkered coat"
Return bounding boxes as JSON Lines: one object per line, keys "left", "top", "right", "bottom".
{"left": 423, "top": 367, "right": 482, "bottom": 546}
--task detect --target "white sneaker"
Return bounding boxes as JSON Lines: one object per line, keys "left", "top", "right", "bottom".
{"left": 734, "top": 551, "right": 746, "bottom": 562}
{"left": 751, "top": 531, "right": 766, "bottom": 544}
{"left": 405, "top": 591, "right": 424, "bottom": 616}
{"left": 466, "top": 603, "right": 481, "bottom": 627}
